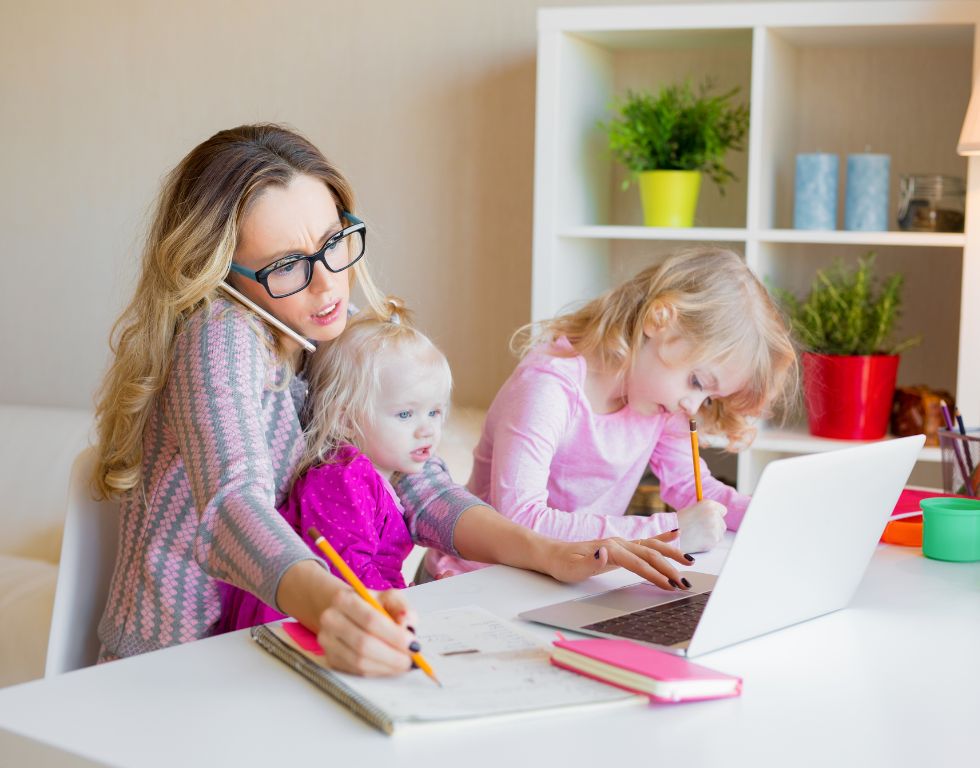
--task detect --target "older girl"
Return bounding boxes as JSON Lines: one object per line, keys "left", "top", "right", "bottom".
{"left": 427, "top": 248, "right": 797, "bottom": 581}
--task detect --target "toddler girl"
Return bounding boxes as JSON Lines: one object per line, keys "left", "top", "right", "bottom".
{"left": 220, "top": 299, "right": 452, "bottom": 630}
{"left": 426, "top": 248, "right": 797, "bottom": 581}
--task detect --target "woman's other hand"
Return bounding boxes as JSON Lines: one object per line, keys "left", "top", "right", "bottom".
{"left": 543, "top": 529, "right": 691, "bottom": 589}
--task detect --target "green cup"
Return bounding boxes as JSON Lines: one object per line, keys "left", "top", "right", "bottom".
{"left": 920, "top": 497, "right": 980, "bottom": 562}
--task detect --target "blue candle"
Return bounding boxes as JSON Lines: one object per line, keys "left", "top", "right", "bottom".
{"left": 845, "top": 153, "right": 890, "bottom": 231}
{"left": 794, "top": 153, "right": 838, "bottom": 230}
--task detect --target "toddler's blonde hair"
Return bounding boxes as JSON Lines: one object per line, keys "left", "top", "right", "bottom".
{"left": 298, "top": 297, "right": 452, "bottom": 479}
{"left": 516, "top": 248, "right": 797, "bottom": 448}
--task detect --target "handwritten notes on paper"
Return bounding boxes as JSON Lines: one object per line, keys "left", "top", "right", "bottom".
{"left": 328, "top": 607, "right": 638, "bottom": 722}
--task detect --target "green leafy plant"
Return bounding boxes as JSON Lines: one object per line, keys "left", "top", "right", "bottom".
{"left": 776, "top": 254, "right": 920, "bottom": 356}
{"left": 603, "top": 79, "right": 749, "bottom": 191}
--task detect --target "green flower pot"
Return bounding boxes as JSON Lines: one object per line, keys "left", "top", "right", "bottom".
{"left": 638, "top": 170, "right": 701, "bottom": 227}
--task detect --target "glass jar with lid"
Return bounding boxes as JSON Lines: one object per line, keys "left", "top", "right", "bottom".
{"left": 897, "top": 174, "right": 965, "bottom": 232}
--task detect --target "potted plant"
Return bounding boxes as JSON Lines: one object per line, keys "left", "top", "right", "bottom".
{"left": 777, "top": 254, "right": 920, "bottom": 440}
{"left": 603, "top": 79, "right": 749, "bottom": 227}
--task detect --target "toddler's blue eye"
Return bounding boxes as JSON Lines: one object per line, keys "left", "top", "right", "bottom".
{"left": 692, "top": 375, "right": 703, "bottom": 391}
{"left": 397, "top": 410, "right": 412, "bottom": 420}
{"left": 429, "top": 409, "right": 442, "bottom": 418}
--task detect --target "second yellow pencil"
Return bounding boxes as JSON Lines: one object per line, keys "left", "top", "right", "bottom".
{"left": 689, "top": 418, "right": 703, "bottom": 501}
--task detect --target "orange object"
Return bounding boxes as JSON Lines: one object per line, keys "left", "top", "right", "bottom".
{"left": 881, "top": 515, "right": 923, "bottom": 547}
{"left": 689, "top": 419, "right": 703, "bottom": 502}
{"left": 307, "top": 526, "right": 441, "bottom": 686}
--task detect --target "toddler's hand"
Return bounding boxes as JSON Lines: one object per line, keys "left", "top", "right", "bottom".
{"left": 676, "top": 500, "right": 727, "bottom": 553}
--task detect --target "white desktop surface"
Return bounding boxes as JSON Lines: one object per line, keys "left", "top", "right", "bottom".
{"left": 1, "top": 535, "right": 978, "bottom": 768}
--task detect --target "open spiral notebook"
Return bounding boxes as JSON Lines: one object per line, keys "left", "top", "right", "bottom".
{"left": 251, "top": 605, "right": 645, "bottom": 735}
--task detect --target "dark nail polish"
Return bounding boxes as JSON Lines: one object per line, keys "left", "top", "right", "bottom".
{"left": 669, "top": 528, "right": 679, "bottom": 533}
{"left": 409, "top": 640, "right": 421, "bottom": 653}
{"left": 681, "top": 577, "right": 692, "bottom": 589}
{"left": 667, "top": 579, "right": 680, "bottom": 589}
{"left": 407, "top": 625, "right": 417, "bottom": 635}
{"left": 684, "top": 554, "right": 695, "bottom": 562}
{"left": 411, "top": 660, "right": 419, "bottom": 670}
{"left": 594, "top": 549, "right": 601, "bottom": 560}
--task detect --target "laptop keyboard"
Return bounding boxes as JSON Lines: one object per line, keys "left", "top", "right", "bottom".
{"left": 582, "top": 592, "right": 711, "bottom": 646}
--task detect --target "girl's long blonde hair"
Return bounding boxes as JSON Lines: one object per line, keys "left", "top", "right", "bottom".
{"left": 297, "top": 297, "right": 452, "bottom": 480}
{"left": 93, "top": 124, "right": 384, "bottom": 498}
{"left": 516, "top": 248, "right": 797, "bottom": 448}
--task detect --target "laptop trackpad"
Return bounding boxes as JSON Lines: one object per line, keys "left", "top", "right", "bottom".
{"left": 523, "top": 572, "right": 719, "bottom": 628}
{"left": 584, "top": 571, "right": 716, "bottom": 613}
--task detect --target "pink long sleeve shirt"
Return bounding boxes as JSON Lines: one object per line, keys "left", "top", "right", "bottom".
{"left": 426, "top": 338, "right": 749, "bottom": 578}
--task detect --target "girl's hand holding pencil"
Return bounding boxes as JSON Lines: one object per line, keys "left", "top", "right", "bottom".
{"left": 681, "top": 419, "right": 727, "bottom": 553}
{"left": 676, "top": 501, "right": 727, "bottom": 554}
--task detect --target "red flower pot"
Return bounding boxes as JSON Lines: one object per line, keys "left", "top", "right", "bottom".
{"left": 802, "top": 352, "right": 900, "bottom": 440}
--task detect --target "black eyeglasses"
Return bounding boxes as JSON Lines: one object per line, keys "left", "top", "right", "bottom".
{"left": 229, "top": 211, "right": 367, "bottom": 299}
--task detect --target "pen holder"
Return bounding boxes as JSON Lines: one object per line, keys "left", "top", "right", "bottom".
{"left": 938, "top": 429, "right": 980, "bottom": 497}
{"left": 920, "top": 497, "right": 980, "bottom": 562}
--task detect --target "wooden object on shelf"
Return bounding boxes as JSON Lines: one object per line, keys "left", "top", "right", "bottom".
{"left": 891, "top": 385, "right": 956, "bottom": 446}
{"left": 626, "top": 482, "right": 668, "bottom": 516}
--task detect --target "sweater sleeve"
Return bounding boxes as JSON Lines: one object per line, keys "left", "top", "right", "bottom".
{"left": 393, "top": 457, "right": 485, "bottom": 556}
{"left": 291, "top": 462, "right": 394, "bottom": 591}
{"left": 648, "top": 414, "right": 751, "bottom": 531}
{"left": 488, "top": 366, "right": 678, "bottom": 540}
{"left": 162, "top": 304, "right": 316, "bottom": 609}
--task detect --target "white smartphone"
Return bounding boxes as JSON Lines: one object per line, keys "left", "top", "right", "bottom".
{"left": 217, "top": 282, "right": 316, "bottom": 353}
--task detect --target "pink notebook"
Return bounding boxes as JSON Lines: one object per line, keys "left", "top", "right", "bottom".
{"left": 551, "top": 637, "right": 742, "bottom": 703}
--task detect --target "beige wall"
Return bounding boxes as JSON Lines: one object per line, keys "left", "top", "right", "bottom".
{"left": 0, "top": 0, "right": 561, "bottom": 409}
{"left": 0, "top": 0, "right": 897, "bottom": 411}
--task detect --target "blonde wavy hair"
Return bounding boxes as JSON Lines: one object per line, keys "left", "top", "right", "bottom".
{"left": 297, "top": 297, "right": 452, "bottom": 480}
{"left": 92, "top": 124, "right": 384, "bottom": 498}
{"left": 515, "top": 248, "right": 798, "bottom": 448}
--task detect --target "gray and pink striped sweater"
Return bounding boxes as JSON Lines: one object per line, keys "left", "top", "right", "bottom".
{"left": 97, "top": 297, "right": 472, "bottom": 660}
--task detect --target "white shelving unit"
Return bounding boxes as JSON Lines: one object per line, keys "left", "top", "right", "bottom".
{"left": 532, "top": 1, "right": 980, "bottom": 492}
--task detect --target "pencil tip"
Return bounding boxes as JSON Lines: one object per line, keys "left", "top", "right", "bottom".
{"left": 689, "top": 418, "right": 697, "bottom": 431}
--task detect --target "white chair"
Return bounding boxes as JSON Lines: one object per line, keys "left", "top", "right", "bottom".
{"left": 45, "top": 446, "right": 119, "bottom": 676}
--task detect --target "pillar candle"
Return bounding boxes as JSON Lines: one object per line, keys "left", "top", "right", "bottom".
{"left": 794, "top": 153, "right": 838, "bottom": 230}
{"left": 845, "top": 153, "right": 890, "bottom": 231}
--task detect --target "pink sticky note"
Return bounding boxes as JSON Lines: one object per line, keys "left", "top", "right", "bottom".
{"left": 282, "top": 621, "right": 324, "bottom": 655}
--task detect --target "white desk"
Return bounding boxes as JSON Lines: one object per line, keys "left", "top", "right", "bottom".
{"left": 1, "top": 536, "right": 978, "bottom": 768}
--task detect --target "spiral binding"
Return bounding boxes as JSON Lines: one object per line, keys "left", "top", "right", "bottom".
{"left": 251, "top": 625, "right": 395, "bottom": 735}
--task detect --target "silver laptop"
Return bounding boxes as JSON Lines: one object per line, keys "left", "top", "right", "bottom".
{"left": 520, "top": 435, "right": 924, "bottom": 657}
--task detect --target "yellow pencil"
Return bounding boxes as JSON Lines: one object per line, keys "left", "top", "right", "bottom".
{"left": 307, "top": 526, "right": 442, "bottom": 687}
{"left": 689, "top": 419, "right": 703, "bottom": 502}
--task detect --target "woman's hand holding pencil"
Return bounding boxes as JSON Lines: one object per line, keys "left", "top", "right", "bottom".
{"left": 308, "top": 527, "right": 441, "bottom": 685}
